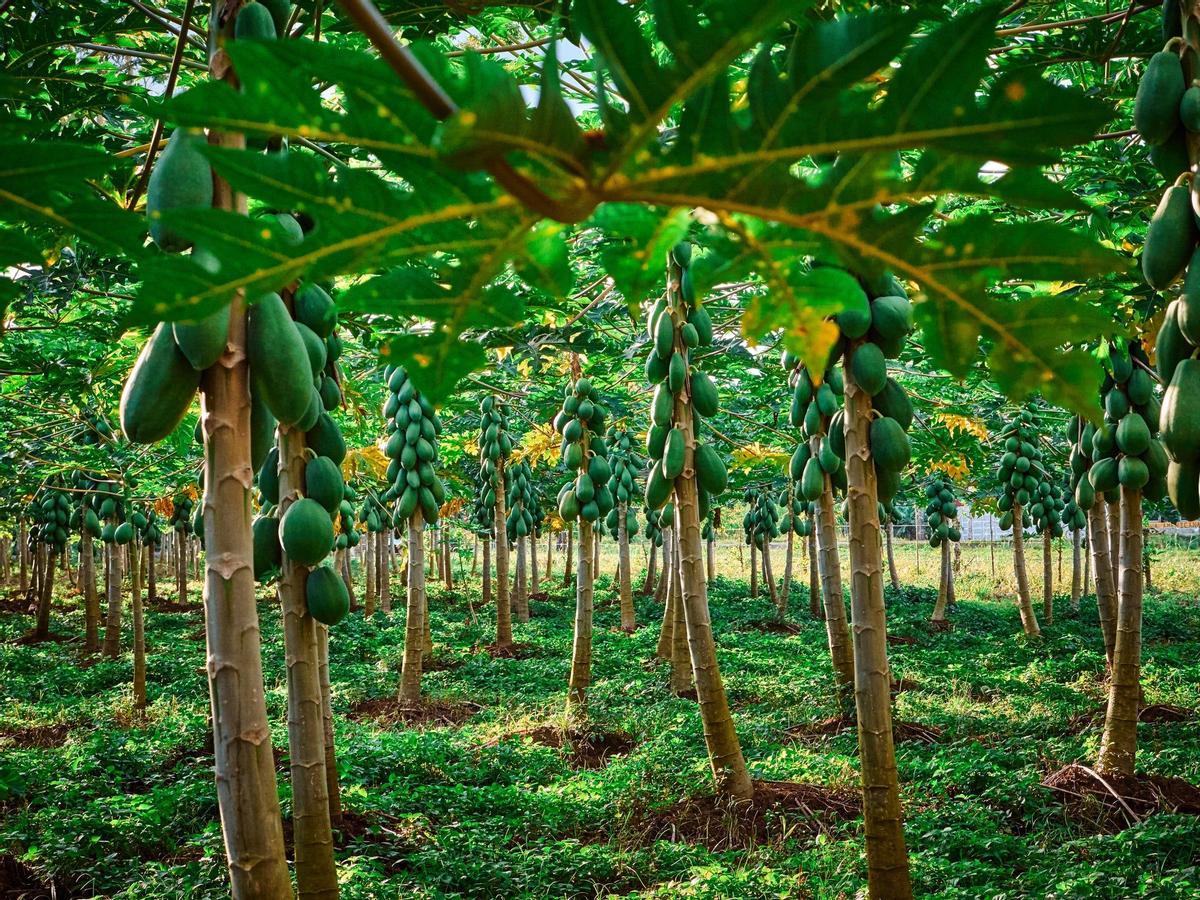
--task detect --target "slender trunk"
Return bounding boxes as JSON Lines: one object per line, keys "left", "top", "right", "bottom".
{"left": 815, "top": 471, "right": 854, "bottom": 696}
{"left": 655, "top": 562, "right": 675, "bottom": 661}
{"left": 655, "top": 529, "right": 671, "bottom": 603}
{"left": 1042, "top": 529, "right": 1054, "bottom": 625}
{"left": 762, "top": 538, "right": 778, "bottom": 608}
{"left": 1011, "top": 507, "right": 1040, "bottom": 636}
{"left": 399, "top": 510, "right": 426, "bottom": 703}
{"left": 749, "top": 541, "right": 758, "bottom": 598}
{"left": 618, "top": 501, "right": 634, "bottom": 631}
{"left": 471, "top": 536, "right": 478, "bottom": 577}
{"left": 931, "top": 540, "right": 950, "bottom": 623}
{"left": 104, "top": 540, "right": 123, "bottom": 656}
{"left": 669, "top": 285, "right": 752, "bottom": 801}
{"left": 18, "top": 524, "right": 29, "bottom": 593}
{"left": 176, "top": 527, "right": 188, "bottom": 605}
{"left": 808, "top": 525, "right": 821, "bottom": 620}
{"left": 641, "top": 541, "right": 657, "bottom": 596}
{"left": 706, "top": 534, "right": 715, "bottom": 583}
{"left": 530, "top": 530, "right": 539, "bottom": 596}
{"left": 1083, "top": 526, "right": 1091, "bottom": 598}
{"left": 566, "top": 520, "right": 594, "bottom": 717}
{"left": 494, "top": 460, "right": 513, "bottom": 649}
{"left": 843, "top": 347, "right": 913, "bottom": 899}
{"left": 198, "top": 93, "right": 292, "bottom": 893}
{"left": 1106, "top": 498, "right": 1120, "bottom": 591}
{"left": 948, "top": 545, "right": 957, "bottom": 604}
{"left": 378, "top": 529, "right": 391, "bottom": 615}
{"left": 35, "top": 549, "right": 57, "bottom": 639}
{"left": 481, "top": 538, "right": 492, "bottom": 607}
{"left": 146, "top": 541, "right": 157, "bottom": 603}
{"left": 131, "top": 542, "right": 146, "bottom": 714}
{"left": 1097, "top": 488, "right": 1144, "bottom": 775}
{"left": 1087, "top": 504, "right": 1117, "bottom": 666}
{"left": 562, "top": 522, "right": 573, "bottom": 587}
{"left": 363, "top": 531, "right": 376, "bottom": 617}
{"left": 339, "top": 549, "right": 355, "bottom": 610}
{"left": 317, "top": 626, "right": 341, "bottom": 825}
{"left": 276, "top": 420, "right": 338, "bottom": 899}
{"left": 669, "top": 530, "right": 692, "bottom": 695}
{"left": 545, "top": 529, "right": 553, "bottom": 581}
{"left": 83, "top": 530, "right": 99, "bottom": 652}
{"left": 515, "top": 535, "right": 529, "bottom": 622}
{"left": 886, "top": 523, "right": 900, "bottom": 590}
{"left": 780, "top": 525, "right": 794, "bottom": 619}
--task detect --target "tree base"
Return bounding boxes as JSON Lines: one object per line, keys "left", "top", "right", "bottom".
{"left": 1043, "top": 763, "right": 1200, "bottom": 831}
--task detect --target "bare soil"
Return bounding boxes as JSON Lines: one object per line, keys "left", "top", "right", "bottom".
{"left": 348, "top": 697, "right": 481, "bottom": 729}
{"left": 1043, "top": 763, "right": 1200, "bottom": 831}
{"left": 488, "top": 726, "right": 635, "bottom": 769}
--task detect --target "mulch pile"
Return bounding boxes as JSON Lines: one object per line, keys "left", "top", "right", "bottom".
{"left": 1043, "top": 763, "right": 1200, "bottom": 831}
{"left": 490, "top": 726, "right": 635, "bottom": 769}
{"left": 348, "top": 697, "right": 481, "bottom": 729}
{"left": 744, "top": 619, "right": 803, "bottom": 635}
{"left": 477, "top": 641, "right": 536, "bottom": 660}
{"left": 628, "top": 780, "right": 860, "bottom": 851}
{"left": 784, "top": 716, "right": 943, "bottom": 745}
{"left": 1067, "top": 703, "right": 1193, "bottom": 734}
{"left": 0, "top": 724, "right": 71, "bottom": 749}
{"left": 0, "top": 854, "right": 88, "bottom": 899}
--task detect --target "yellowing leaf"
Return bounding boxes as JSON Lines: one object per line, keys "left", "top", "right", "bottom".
{"left": 935, "top": 412, "right": 988, "bottom": 441}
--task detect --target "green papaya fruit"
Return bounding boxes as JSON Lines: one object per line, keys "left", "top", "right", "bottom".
{"left": 280, "top": 498, "right": 334, "bottom": 566}
{"left": 1118, "top": 456, "right": 1150, "bottom": 489}
{"left": 120, "top": 323, "right": 201, "bottom": 443}
{"left": 1089, "top": 457, "right": 1119, "bottom": 493}
{"left": 695, "top": 443, "right": 727, "bottom": 494}
{"left": 295, "top": 321, "right": 327, "bottom": 377}
{"left": 645, "top": 465, "right": 673, "bottom": 509}
{"left": 173, "top": 304, "right": 230, "bottom": 370}
{"left": 835, "top": 291, "right": 872, "bottom": 339}
{"left": 306, "top": 413, "right": 346, "bottom": 464}
{"left": 800, "top": 457, "right": 824, "bottom": 501}
{"left": 851, "top": 342, "right": 887, "bottom": 395}
{"left": 295, "top": 282, "right": 337, "bottom": 338}
{"left": 319, "top": 375, "right": 342, "bottom": 411}
{"left": 868, "top": 295, "right": 913, "bottom": 343}
{"left": 1157, "top": 300, "right": 1195, "bottom": 385}
{"left": 146, "top": 129, "right": 214, "bottom": 252}
{"left": 688, "top": 305, "right": 713, "bottom": 346}
{"left": 873, "top": 378, "right": 913, "bottom": 431}
{"left": 305, "top": 456, "right": 344, "bottom": 513}
{"left": 235, "top": 2, "right": 277, "bottom": 39}
{"left": 252, "top": 515, "right": 282, "bottom": 580}
{"left": 1161, "top": 358, "right": 1200, "bottom": 460}
{"left": 248, "top": 292, "right": 312, "bottom": 426}
{"left": 1116, "top": 412, "right": 1151, "bottom": 456}
{"left": 306, "top": 565, "right": 350, "bottom": 626}
{"left": 870, "top": 417, "right": 910, "bottom": 472}
{"left": 1167, "top": 458, "right": 1200, "bottom": 518}
{"left": 1150, "top": 127, "right": 1190, "bottom": 181}
{"left": 258, "top": 0, "right": 291, "bottom": 35}
{"left": 662, "top": 428, "right": 686, "bottom": 479}
{"left": 1134, "top": 50, "right": 1186, "bottom": 145}
{"left": 1142, "top": 183, "right": 1197, "bottom": 290}
{"left": 654, "top": 307, "right": 675, "bottom": 359}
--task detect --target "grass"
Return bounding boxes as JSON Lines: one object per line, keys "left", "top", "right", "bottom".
{"left": 1, "top": 554, "right": 1199, "bottom": 898}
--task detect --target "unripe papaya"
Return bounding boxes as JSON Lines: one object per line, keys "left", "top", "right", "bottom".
{"left": 662, "top": 427, "right": 686, "bottom": 479}
{"left": 654, "top": 308, "right": 675, "bottom": 359}
{"left": 1116, "top": 412, "right": 1151, "bottom": 456}
{"left": 800, "top": 457, "right": 824, "bottom": 501}
{"left": 1167, "top": 458, "right": 1200, "bottom": 518}
{"left": 645, "top": 465, "right": 673, "bottom": 509}
{"left": 173, "top": 304, "right": 230, "bottom": 370}
{"left": 295, "top": 282, "right": 337, "bottom": 338}
{"left": 1142, "top": 183, "right": 1197, "bottom": 290}
{"left": 851, "top": 342, "right": 887, "bottom": 395}
{"left": 691, "top": 371, "right": 719, "bottom": 418}
{"left": 687, "top": 305, "right": 713, "bottom": 346}
{"left": 695, "top": 443, "right": 727, "bottom": 494}
{"left": 1134, "top": 50, "right": 1186, "bottom": 145}
{"left": 868, "top": 295, "right": 913, "bottom": 343}
{"left": 296, "top": 321, "right": 327, "bottom": 377}
{"left": 305, "top": 456, "right": 344, "bottom": 513}
{"left": 835, "top": 291, "right": 871, "bottom": 339}
{"left": 120, "top": 323, "right": 201, "bottom": 444}
{"left": 306, "top": 412, "right": 346, "bottom": 464}
{"left": 280, "top": 497, "right": 333, "bottom": 566}
{"left": 306, "top": 565, "right": 350, "bottom": 626}
{"left": 869, "top": 417, "right": 910, "bottom": 472}
{"left": 235, "top": 2, "right": 277, "bottom": 39}
{"left": 248, "top": 292, "right": 312, "bottom": 426}
{"left": 1161, "top": 358, "right": 1200, "bottom": 460}
{"left": 146, "top": 129, "right": 213, "bottom": 252}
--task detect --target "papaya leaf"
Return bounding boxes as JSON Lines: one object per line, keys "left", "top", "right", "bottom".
{"left": 381, "top": 334, "right": 487, "bottom": 408}
{"left": 741, "top": 266, "right": 855, "bottom": 376}
{"left": 590, "top": 205, "right": 692, "bottom": 310}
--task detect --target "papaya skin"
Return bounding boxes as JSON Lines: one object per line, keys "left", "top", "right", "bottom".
{"left": 120, "top": 323, "right": 201, "bottom": 443}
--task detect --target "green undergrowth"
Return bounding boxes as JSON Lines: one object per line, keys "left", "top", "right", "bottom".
{"left": 2, "top": 572, "right": 1199, "bottom": 898}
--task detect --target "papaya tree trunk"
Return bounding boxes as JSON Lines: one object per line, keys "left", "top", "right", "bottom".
{"left": 706, "top": 533, "right": 715, "bottom": 583}
{"left": 515, "top": 535, "right": 529, "bottom": 622}
{"left": 545, "top": 529, "right": 553, "bottom": 581}
{"left": 82, "top": 530, "right": 99, "bottom": 652}
{"left": 1106, "top": 498, "right": 1120, "bottom": 595}
{"left": 815, "top": 466, "right": 854, "bottom": 698}
{"left": 1083, "top": 526, "right": 1091, "bottom": 597}
{"left": 146, "top": 542, "right": 157, "bottom": 603}
{"left": 749, "top": 540, "right": 758, "bottom": 598}
{"left": 807, "top": 525, "right": 821, "bottom": 620}
{"left": 641, "top": 540, "right": 656, "bottom": 596}
{"left": 318, "top": 626, "right": 341, "bottom": 825}
{"left": 399, "top": 510, "right": 426, "bottom": 704}
{"left": 1097, "top": 487, "right": 1144, "bottom": 775}
{"left": 175, "top": 527, "right": 187, "bottom": 604}
{"left": 780, "top": 521, "right": 794, "bottom": 620}
{"left": 1011, "top": 506, "right": 1040, "bottom": 637}
{"left": 562, "top": 523, "right": 573, "bottom": 587}
{"left": 18, "top": 523, "right": 28, "bottom": 593}
{"left": 655, "top": 557, "right": 675, "bottom": 661}
{"left": 132, "top": 541, "right": 146, "bottom": 714}
{"left": 931, "top": 540, "right": 950, "bottom": 624}
{"left": 493, "top": 460, "right": 513, "bottom": 649}
{"left": 378, "top": 529, "right": 390, "bottom": 615}
{"left": 1042, "top": 529, "right": 1053, "bottom": 625}
{"left": 886, "top": 522, "right": 900, "bottom": 590}
{"left": 842, "top": 347, "right": 913, "bottom": 899}
{"left": 1087, "top": 504, "right": 1117, "bottom": 666}
{"left": 669, "top": 532, "right": 692, "bottom": 696}
{"left": 618, "top": 501, "right": 634, "bottom": 631}
{"left": 276, "top": 420, "right": 338, "bottom": 899}
{"left": 655, "top": 529, "right": 671, "bottom": 603}
{"left": 363, "top": 531, "right": 376, "bottom": 617}
{"left": 35, "top": 548, "right": 56, "bottom": 639}
{"left": 762, "top": 537, "right": 778, "bottom": 609}
{"left": 668, "top": 276, "right": 752, "bottom": 801}
{"left": 103, "top": 540, "right": 122, "bottom": 656}
{"left": 339, "top": 548, "right": 355, "bottom": 610}
{"left": 530, "top": 530, "right": 539, "bottom": 596}
{"left": 481, "top": 538, "right": 492, "bottom": 607}
{"left": 566, "top": 519, "right": 594, "bottom": 717}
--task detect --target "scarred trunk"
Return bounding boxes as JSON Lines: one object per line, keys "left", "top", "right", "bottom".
{"left": 706, "top": 533, "right": 715, "bottom": 583}
{"left": 318, "top": 627, "right": 341, "bottom": 825}
{"left": 780, "top": 520, "right": 794, "bottom": 620}
{"left": 641, "top": 541, "right": 657, "bottom": 596}
{"left": 481, "top": 538, "right": 492, "bottom": 608}
{"left": 378, "top": 529, "right": 390, "bottom": 614}
{"left": 1011, "top": 507, "right": 1040, "bottom": 637}
{"left": 399, "top": 510, "right": 426, "bottom": 703}
{"left": 363, "top": 531, "right": 376, "bottom": 617}
{"left": 618, "top": 501, "right": 634, "bottom": 631}
{"left": 1106, "top": 498, "right": 1120, "bottom": 593}
{"left": 749, "top": 540, "right": 758, "bottom": 598}
{"left": 761, "top": 537, "right": 778, "bottom": 608}
{"left": 103, "top": 540, "right": 122, "bottom": 656}
{"left": 175, "top": 527, "right": 188, "bottom": 605}
{"left": 494, "top": 460, "right": 513, "bottom": 649}
{"left": 814, "top": 464, "right": 853, "bottom": 698}
{"left": 563, "top": 523, "right": 574, "bottom": 587}
{"left": 515, "top": 535, "right": 529, "bottom": 622}
{"left": 655, "top": 529, "right": 671, "bottom": 603}
{"left": 566, "top": 519, "right": 595, "bottom": 717}
{"left": 1097, "top": 487, "right": 1143, "bottom": 775}
{"left": 807, "top": 525, "right": 821, "bottom": 620}
{"left": 132, "top": 541, "right": 146, "bottom": 714}
{"left": 530, "top": 531, "right": 538, "bottom": 596}
{"left": 842, "top": 346, "right": 913, "bottom": 899}
{"left": 35, "top": 548, "right": 57, "bottom": 639}
{"left": 1042, "top": 529, "right": 1053, "bottom": 625}
{"left": 276, "top": 418, "right": 337, "bottom": 898}
{"left": 146, "top": 542, "right": 157, "bottom": 603}
{"left": 669, "top": 530, "right": 692, "bottom": 696}
{"left": 1087, "top": 504, "right": 1117, "bottom": 666}
{"left": 931, "top": 540, "right": 950, "bottom": 623}
{"left": 198, "top": 61, "right": 291, "bottom": 890}
{"left": 83, "top": 530, "right": 99, "bottom": 652}
{"left": 886, "top": 522, "right": 900, "bottom": 590}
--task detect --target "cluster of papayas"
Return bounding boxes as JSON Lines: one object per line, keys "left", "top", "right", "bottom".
{"left": 701, "top": 509, "right": 717, "bottom": 544}
{"left": 30, "top": 487, "right": 72, "bottom": 551}
{"left": 478, "top": 396, "right": 513, "bottom": 501}
{"left": 784, "top": 356, "right": 848, "bottom": 502}
{"left": 167, "top": 492, "right": 196, "bottom": 536}
{"left": 75, "top": 410, "right": 114, "bottom": 447}
{"left": 741, "top": 488, "right": 780, "bottom": 550}
{"left": 1134, "top": 24, "right": 1192, "bottom": 183}
{"left": 603, "top": 429, "right": 642, "bottom": 540}
{"left": 643, "top": 242, "right": 727, "bottom": 516}
{"left": 923, "top": 476, "right": 961, "bottom": 548}
{"left": 776, "top": 484, "right": 813, "bottom": 538}
{"left": 1152, "top": 303, "right": 1200, "bottom": 515}
{"left": 643, "top": 505, "right": 666, "bottom": 546}
{"left": 381, "top": 365, "right": 446, "bottom": 527}
{"left": 469, "top": 468, "right": 496, "bottom": 538}
{"left": 507, "top": 460, "right": 541, "bottom": 540}
{"left": 554, "top": 378, "right": 615, "bottom": 525}
{"left": 996, "top": 409, "right": 1061, "bottom": 534}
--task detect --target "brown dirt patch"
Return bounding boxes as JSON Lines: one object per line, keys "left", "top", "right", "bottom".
{"left": 891, "top": 677, "right": 920, "bottom": 694}
{"left": 628, "top": 780, "right": 860, "bottom": 851}
{"left": 784, "top": 716, "right": 942, "bottom": 745}
{"left": 0, "top": 854, "right": 88, "bottom": 898}
{"left": 0, "top": 594, "right": 32, "bottom": 615}
{"left": 421, "top": 655, "right": 465, "bottom": 672}
{"left": 1043, "top": 763, "right": 1200, "bottom": 831}
{"left": 348, "top": 697, "right": 481, "bottom": 729}
{"left": 478, "top": 641, "right": 536, "bottom": 659}
{"left": 150, "top": 598, "right": 201, "bottom": 614}
{"left": 745, "top": 619, "right": 802, "bottom": 635}
{"left": 530, "top": 591, "right": 550, "bottom": 602}
{"left": 12, "top": 631, "right": 74, "bottom": 647}
{"left": 0, "top": 724, "right": 71, "bottom": 749}
{"left": 1068, "top": 704, "right": 1193, "bottom": 734}
{"left": 489, "top": 726, "right": 635, "bottom": 769}
{"left": 928, "top": 619, "right": 954, "bottom": 633}
{"left": 186, "top": 628, "right": 206, "bottom": 642}
{"left": 888, "top": 633, "right": 919, "bottom": 646}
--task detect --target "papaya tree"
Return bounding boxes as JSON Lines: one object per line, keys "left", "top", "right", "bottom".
{"left": 605, "top": 428, "right": 641, "bottom": 631}
{"left": 741, "top": 486, "right": 780, "bottom": 606}
{"left": 644, "top": 242, "right": 747, "bottom": 798}
{"left": 925, "top": 475, "right": 962, "bottom": 625}
{"left": 554, "top": 371, "right": 614, "bottom": 716}
{"left": 507, "top": 459, "right": 536, "bottom": 622}
{"left": 995, "top": 409, "right": 1046, "bottom": 637}
{"left": 382, "top": 365, "right": 446, "bottom": 704}
{"left": 478, "top": 396, "right": 514, "bottom": 651}
{"left": 1029, "top": 470, "right": 1065, "bottom": 625}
